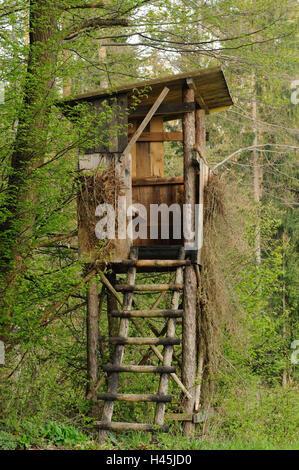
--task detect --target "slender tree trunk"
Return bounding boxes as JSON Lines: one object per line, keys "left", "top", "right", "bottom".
{"left": 282, "top": 231, "right": 290, "bottom": 388}
{"left": 251, "top": 74, "right": 262, "bottom": 264}
{"left": 0, "top": 0, "right": 60, "bottom": 340}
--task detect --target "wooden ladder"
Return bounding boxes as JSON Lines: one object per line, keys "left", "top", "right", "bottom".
{"left": 97, "top": 246, "right": 186, "bottom": 435}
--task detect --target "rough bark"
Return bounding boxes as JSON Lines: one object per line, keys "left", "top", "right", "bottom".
{"left": 107, "top": 272, "right": 119, "bottom": 361}
{"left": 86, "top": 281, "right": 99, "bottom": 400}
{"left": 251, "top": 74, "right": 262, "bottom": 264}
{"left": 182, "top": 86, "right": 197, "bottom": 435}
{"left": 0, "top": 0, "right": 60, "bottom": 340}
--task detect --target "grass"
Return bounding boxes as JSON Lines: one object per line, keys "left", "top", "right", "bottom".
{"left": 1, "top": 385, "right": 298, "bottom": 450}
{"left": 1, "top": 424, "right": 298, "bottom": 450}
{"left": 97, "top": 431, "right": 299, "bottom": 451}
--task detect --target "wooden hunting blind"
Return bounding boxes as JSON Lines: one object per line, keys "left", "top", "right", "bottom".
{"left": 62, "top": 66, "right": 233, "bottom": 436}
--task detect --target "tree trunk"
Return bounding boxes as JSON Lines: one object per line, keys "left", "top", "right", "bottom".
{"left": 0, "top": 0, "right": 60, "bottom": 340}
{"left": 251, "top": 74, "right": 262, "bottom": 264}
{"left": 281, "top": 231, "right": 290, "bottom": 388}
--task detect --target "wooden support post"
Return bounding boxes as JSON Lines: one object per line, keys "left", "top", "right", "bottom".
{"left": 150, "top": 116, "right": 164, "bottom": 176}
{"left": 86, "top": 281, "right": 99, "bottom": 401}
{"left": 106, "top": 272, "right": 119, "bottom": 361}
{"left": 195, "top": 109, "right": 206, "bottom": 158}
{"left": 195, "top": 108, "right": 206, "bottom": 265}
{"left": 113, "top": 151, "right": 132, "bottom": 261}
{"left": 182, "top": 85, "right": 197, "bottom": 435}
{"left": 194, "top": 109, "right": 206, "bottom": 414}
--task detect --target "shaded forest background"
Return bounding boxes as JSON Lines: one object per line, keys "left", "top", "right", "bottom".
{"left": 0, "top": 0, "right": 298, "bottom": 450}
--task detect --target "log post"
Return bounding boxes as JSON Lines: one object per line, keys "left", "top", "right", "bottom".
{"left": 107, "top": 272, "right": 119, "bottom": 361}
{"left": 195, "top": 109, "right": 206, "bottom": 156}
{"left": 86, "top": 281, "right": 99, "bottom": 401}
{"left": 194, "top": 108, "right": 206, "bottom": 414}
{"left": 182, "top": 85, "right": 197, "bottom": 435}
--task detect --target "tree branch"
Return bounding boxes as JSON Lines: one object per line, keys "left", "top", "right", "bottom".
{"left": 213, "top": 144, "right": 299, "bottom": 171}
{"left": 39, "top": 267, "right": 98, "bottom": 326}
{"left": 64, "top": 17, "right": 129, "bottom": 41}
{"left": 35, "top": 231, "right": 78, "bottom": 249}
{"left": 40, "top": 301, "right": 86, "bottom": 327}
{"left": 63, "top": 1, "right": 106, "bottom": 9}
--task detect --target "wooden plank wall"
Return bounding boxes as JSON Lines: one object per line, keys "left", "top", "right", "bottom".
{"left": 132, "top": 177, "right": 184, "bottom": 247}
{"left": 130, "top": 117, "right": 164, "bottom": 178}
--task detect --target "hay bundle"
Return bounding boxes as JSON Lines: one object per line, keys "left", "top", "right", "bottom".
{"left": 198, "top": 173, "right": 231, "bottom": 406}
{"left": 77, "top": 164, "right": 123, "bottom": 260}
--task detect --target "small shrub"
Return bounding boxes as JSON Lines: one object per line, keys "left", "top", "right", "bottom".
{"left": 0, "top": 431, "right": 18, "bottom": 450}
{"left": 40, "top": 421, "right": 88, "bottom": 447}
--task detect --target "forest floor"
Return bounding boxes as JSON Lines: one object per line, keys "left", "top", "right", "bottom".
{"left": 1, "top": 430, "right": 298, "bottom": 451}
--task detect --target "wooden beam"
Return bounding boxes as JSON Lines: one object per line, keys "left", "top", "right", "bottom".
{"left": 123, "top": 87, "right": 169, "bottom": 157}
{"left": 150, "top": 116, "right": 164, "bottom": 177}
{"left": 166, "top": 413, "right": 193, "bottom": 421}
{"left": 110, "top": 259, "right": 190, "bottom": 268}
{"left": 108, "top": 337, "right": 180, "bottom": 346}
{"left": 128, "top": 131, "right": 183, "bottom": 142}
{"left": 112, "top": 309, "right": 183, "bottom": 318}
{"left": 113, "top": 150, "right": 132, "bottom": 261}
{"left": 115, "top": 283, "right": 183, "bottom": 292}
{"left": 129, "top": 101, "right": 196, "bottom": 118}
{"left": 103, "top": 365, "right": 176, "bottom": 373}
{"left": 195, "top": 109, "right": 206, "bottom": 265}
{"left": 165, "top": 412, "right": 202, "bottom": 422}
{"left": 186, "top": 78, "right": 209, "bottom": 114}
{"left": 86, "top": 281, "right": 99, "bottom": 401}
{"left": 132, "top": 176, "right": 184, "bottom": 187}
{"left": 97, "top": 393, "right": 172, "bottom": 402}
{"left": 96, "top": 422, "right": 169, "bottom": 432}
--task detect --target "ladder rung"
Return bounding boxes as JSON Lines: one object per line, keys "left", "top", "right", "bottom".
{"left": 112, "top": 309, "right": 183, "bottom": 318}
{"left": 109, "top": 337, "right": 180, "bottom": 346}
{"left": 97, "top": 393, "right": 172, "bottom": 403}
{"left": 96, "top": 421, "right": 169, "bottom": 432}
{"left": 111, "top": 260, "right": 190, "bottom": 268}
{"left": 115, "top": 284, "right": 183, "bottom": 292}
{"left": 102, "top": 365, "right": 176, "bottom": 373}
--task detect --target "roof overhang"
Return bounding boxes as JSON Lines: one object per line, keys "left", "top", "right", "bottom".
{"left": 60, "top": 66, "right": 233, "bottom": 115}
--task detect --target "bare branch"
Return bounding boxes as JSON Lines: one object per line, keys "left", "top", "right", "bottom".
{"left": 213, "top": 144, "right": 299, "bottom": 171}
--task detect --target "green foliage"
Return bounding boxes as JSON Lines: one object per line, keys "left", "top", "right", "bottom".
{"left": 0, "top": 0, "right": 297, "bottom": 451}
{"left": 0, "top": 430, "right": 18, "bottom": 450}
{"left": 40, "top": 421, "right": 88, "bottom": 447}
{"left": 0, "top": 419, "right": 89, "bottom": 450}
